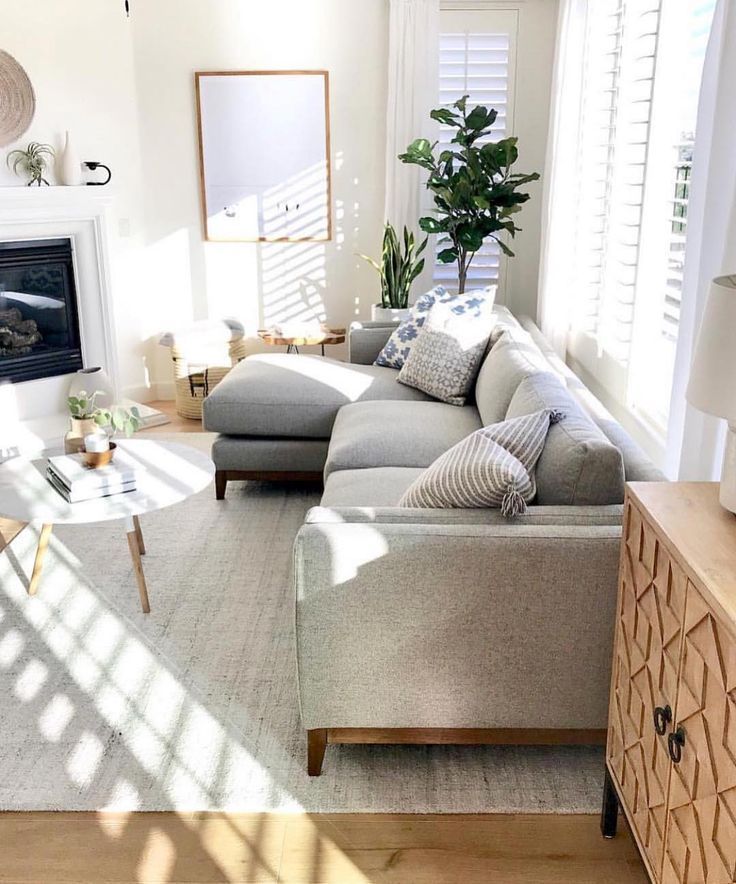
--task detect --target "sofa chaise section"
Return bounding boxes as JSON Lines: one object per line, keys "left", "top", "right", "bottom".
{"left": 203, "top": 350, "right": 433, "bottom": 496}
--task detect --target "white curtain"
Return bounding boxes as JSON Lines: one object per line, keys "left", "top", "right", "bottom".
{"left": 664, "top": 0, "right": 736, "bottom": 480}
{"left": 535, "top": 0, "right": 588, "bottom": 358}
{"left": 384, "top": 0, "right": 440, "bottom": 295}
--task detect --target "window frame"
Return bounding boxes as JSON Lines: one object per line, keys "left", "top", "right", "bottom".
{"left": 434, "top": 2, "right": 520, "bottom": 298}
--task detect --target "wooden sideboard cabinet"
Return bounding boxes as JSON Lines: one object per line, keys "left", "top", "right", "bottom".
{"left": 603, "top": 483, "right": 736, "bottom": 884}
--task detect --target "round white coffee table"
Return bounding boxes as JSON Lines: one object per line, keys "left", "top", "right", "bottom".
{"left": 0, "top": 439, "right": 214, "bottom": 613}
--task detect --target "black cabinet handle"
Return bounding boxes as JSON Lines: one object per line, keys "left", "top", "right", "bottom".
{"left": 654, "top": 705, "right": 672, "bottom": 736}
{"left": 668, "top": 727, "right": 686, "bottom": 764}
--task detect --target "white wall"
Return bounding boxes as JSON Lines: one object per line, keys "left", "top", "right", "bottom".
{"left": 0, "top": 0, "right": 150, "bottom": 398}
{"left": 130, "top": 0, "right": 390, "bottom": 393}
{"left": 0, "top": 0, "right": 557, "bottom": 400}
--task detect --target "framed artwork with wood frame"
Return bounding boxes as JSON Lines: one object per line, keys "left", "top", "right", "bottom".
{"left": 195, "top": 70, "right": 332, "bottom": 243}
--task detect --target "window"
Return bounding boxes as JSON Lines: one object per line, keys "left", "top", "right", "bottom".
{"left": 434, "top": 7, "right": 518, "bottom": 294}
{"left": 567, "top": 0, "right": 716, "bottom": 439}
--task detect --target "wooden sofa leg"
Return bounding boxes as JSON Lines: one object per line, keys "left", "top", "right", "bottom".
{"left": 307, "top": 729, "right": 328, "bottom": 776}
{"left": 215, "top": 470, "right": 227, "bottom": 500}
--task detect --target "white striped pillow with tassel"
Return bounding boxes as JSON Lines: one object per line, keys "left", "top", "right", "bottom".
{"left": 399, "top": 409, "right": 564, "bottom": 517}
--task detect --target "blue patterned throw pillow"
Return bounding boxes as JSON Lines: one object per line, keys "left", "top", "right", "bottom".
{"left": 374, "top": 285, "right": 496, "bottom": 369}
{"left": 373, "top": 286, "right": 446, "bottom": 369}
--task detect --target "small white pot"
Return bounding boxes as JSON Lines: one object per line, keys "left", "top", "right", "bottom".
{"left": 371, "top": 304, "right": 410, "bottom": 322}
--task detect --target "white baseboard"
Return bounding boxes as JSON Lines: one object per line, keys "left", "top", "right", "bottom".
{"left": 122, "top": 380, "right": 175, "bottom": 403}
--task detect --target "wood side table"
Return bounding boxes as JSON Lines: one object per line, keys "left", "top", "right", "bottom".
{"left": 0, "top": 440, "right": 214, "bottom": 613}
{"left": 602, "top": 482, "right": 736, "bottom": 883}
{"left": 258, "top": 327, "right": 346, "bottom": 355}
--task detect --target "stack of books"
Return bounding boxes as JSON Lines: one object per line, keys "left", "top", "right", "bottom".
{"left": 46, "top": 450, "right": 139, "bottom": 503}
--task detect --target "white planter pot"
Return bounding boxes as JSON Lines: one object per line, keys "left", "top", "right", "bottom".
{"left": 371, "top": 304, "right": 410, "bottom": 322}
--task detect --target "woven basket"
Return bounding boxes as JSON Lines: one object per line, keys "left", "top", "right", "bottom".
{"left": 170, "top": 338, "right": 247, "bottom": 419}
{"left": 160, "top": 320, "right": 246, "bottom": 420}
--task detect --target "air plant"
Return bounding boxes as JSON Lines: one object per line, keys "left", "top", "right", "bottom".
{"left": 7, "top": 142, "right": 55, "bottom": 186}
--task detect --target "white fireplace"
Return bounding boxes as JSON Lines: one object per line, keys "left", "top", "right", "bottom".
{"left": 0, "top": 188, "right": 119, "bottom": 455}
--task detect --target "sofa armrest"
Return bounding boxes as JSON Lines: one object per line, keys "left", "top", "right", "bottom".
{"left": 348, "top": 321, "right": 398, "bottom": 365}
{"left": 294, "top": 521, "right": 621, "bottom": 731}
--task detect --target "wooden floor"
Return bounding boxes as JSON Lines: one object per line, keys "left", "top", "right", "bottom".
{"left": 0, "top": 812, "right": 647, "bottom": 883}
{"left": 0, "top": 400, "right": 647, "bottom": 883}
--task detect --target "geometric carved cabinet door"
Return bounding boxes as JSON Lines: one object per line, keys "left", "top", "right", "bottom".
{"left": 661, "top": 582, "right": 736, "bottom": 884}
{"left": 608, "top": 501, "right": 688, "bottom": 880}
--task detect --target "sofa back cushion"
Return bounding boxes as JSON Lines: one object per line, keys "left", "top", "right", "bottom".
{"left": 473, "top": 329, "right": 550, "bottom": 425}
{"left": 506, "top": 372, "right": 625, "bottom": 506}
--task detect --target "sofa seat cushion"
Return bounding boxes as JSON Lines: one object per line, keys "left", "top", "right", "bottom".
{"left": 324, "top": 400, "right": 482, "bottom": 478}
{"left": 506, "top": 373, "right": 626, "bottom": 506}
{"left": 202, "top": 353, "right": 433, "bottom": 438}
{"left": 321, "top": 467, "right": 425, "bottom": 507}
{"left": 473, "top": 328, "right": 551, "bottom": 425}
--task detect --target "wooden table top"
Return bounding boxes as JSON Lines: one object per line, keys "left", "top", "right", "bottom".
{"left": 627, "top": 481, "right": 736, "bottom": 629}
{"left": 257, "top": 327, "right": 346, "bottom": 346}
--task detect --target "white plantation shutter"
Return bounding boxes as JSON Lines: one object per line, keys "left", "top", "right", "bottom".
{"left": 658, "top": 4, "right": 712, "bottom": 342}
{"left": 572, "top": 0, "right": 661, "bottom": 363}
{"left": 661, "top": 146, "right": 692, "bottom": 340}
{"left": 567, "top": 0, "right": 715, "bottom": 439}
{"left": 434, "top": 9, "right": 517, "bottom": 291}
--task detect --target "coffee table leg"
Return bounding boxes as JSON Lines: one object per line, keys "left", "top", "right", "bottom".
{"left": 29, "top": 523, "right": 53, "bottom": 596}
{"left": 125, "top": 517, "right": 150, "bottom": 613}
{"left": 133, "top": 515, "right": 145, "bottom": 555}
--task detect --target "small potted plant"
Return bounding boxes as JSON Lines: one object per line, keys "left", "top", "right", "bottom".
{"left": 359, "top": 222, "right": 427, "bottom": 321}
{"left": 7, "top": 142, "right": 55, "bottom": 186}
{"left": 65, "top": 390, "right": 142, "bottom": 454}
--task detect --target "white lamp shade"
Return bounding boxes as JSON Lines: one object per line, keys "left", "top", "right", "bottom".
{"left": 686, "top": 275, "right": 736, "bottom": 422}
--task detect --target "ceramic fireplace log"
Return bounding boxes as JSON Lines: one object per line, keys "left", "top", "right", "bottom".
{"left": 0, "top": 306, "right": 42, "bottom": 355}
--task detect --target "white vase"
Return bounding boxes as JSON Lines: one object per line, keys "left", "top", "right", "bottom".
{"left": 68, "top": 366, "right": 115, "bottom": 408}
{"left": 371, "top": 305, "right": 411, "bottom": 322}
{"left": 59, "top": 131, "right": 82, "bottom": 186}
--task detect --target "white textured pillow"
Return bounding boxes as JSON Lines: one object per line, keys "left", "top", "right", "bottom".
{"left": 399, "top": 408, "right": 563, "bottom": 517}
{"left": 397, "top": 299, "right": 496, "bottom": 405}
{"left": 374, "top": 286, "right": 496, "bottom": 370}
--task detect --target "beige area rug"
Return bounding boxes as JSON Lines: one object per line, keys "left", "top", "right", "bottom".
{"left": 0, "top": 433, "right": 605, "bottom": 812}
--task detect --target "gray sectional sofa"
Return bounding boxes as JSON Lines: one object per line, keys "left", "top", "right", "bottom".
{"left": 203, "top": 306, "right": 664, "bottom": 774}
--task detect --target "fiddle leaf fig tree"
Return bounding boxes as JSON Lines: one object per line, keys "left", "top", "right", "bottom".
{"left": 399, "top": 96, "right": 540, "bottom": 293}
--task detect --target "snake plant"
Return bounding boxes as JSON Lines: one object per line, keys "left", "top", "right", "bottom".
{"left": 7, "top": 142, "right": 55, "bottom": 186}
{"left": 359, "top": 223, "right": 427, "bottom": 310}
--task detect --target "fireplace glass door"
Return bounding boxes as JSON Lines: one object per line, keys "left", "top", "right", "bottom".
{"left": 0, "top": 238, "right": 83, "bottom": 384}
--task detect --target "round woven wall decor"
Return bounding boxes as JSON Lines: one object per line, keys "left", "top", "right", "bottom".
{"left": 0, "top": 50, "right": 36, "bottom": 148}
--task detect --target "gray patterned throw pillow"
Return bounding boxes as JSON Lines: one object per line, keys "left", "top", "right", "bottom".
{"left": 396, "top": 298, "right": 496, "bottom": 405}
{"left": 399, "top": 408, "right": 564, "bottom": 517}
